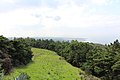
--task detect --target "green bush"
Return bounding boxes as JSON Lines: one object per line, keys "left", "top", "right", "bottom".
{"left": 0, "top": 36, "right": 33, "bottom": 74}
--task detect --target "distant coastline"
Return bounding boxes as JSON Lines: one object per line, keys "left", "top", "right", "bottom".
{"left": 8, "top": 37, "right": 86, "bottom": 42}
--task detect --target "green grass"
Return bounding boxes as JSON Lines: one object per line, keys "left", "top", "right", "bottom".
{"left": 5, "top": 48, "right": 82, "bottom": 80}
{"left": 5, "top": 48, "right": 100, "bottom": 80}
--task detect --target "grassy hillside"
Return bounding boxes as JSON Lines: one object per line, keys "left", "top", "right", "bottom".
{"left": 5, "top": 48, "right": 100, "bottom": 80}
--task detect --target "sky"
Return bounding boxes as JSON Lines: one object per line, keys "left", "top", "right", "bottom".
{"left": 0, "top": 0, "right": 120, "bottom": 44}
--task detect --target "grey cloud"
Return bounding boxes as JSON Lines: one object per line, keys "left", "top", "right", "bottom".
{"left": 54, "top": 16, "right": 61, "bottom": 21}
{"left": 46, "top": 16, "right": 53, "bottom": 18}
{"left": 32, "top": 14, "right": 41, "bottom": 18}
{"left": 45, "top": 16, "right": 61, "bottom": 21}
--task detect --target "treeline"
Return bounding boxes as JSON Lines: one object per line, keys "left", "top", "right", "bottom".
{"left": 15, "top": 37, "right": 120, "bottom": 80}
{"left": 0, "top": 36, "right": 33, "bottom": 75}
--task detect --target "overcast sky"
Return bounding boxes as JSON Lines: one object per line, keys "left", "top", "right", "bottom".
{"left": 0, "top": 0, "right": 120, "bottom": 43}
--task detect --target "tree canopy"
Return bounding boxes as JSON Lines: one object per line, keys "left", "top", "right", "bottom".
{"left": 18, "top": 37, "right": 120, "bottom": 80}
{"left": 0, "top": 36, "right": 33, "bottom": 75}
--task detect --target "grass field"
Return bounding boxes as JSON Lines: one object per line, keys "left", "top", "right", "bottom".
{"left": 5, "top": 48, "right": 83, "bottom": 80}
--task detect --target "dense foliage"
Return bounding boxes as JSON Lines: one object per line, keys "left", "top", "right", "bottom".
{"left": 5, "top": 48, "right": 100, "bottom": 80}
{"left": 17, "top": 37, "right": 120, "bottom": 80}
{"left": 0, "top": 36, "right": 33, "bottom": 75}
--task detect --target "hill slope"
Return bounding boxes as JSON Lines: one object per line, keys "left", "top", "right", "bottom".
{"left": 5, "top": 48, "right": 100, "bottom": 80}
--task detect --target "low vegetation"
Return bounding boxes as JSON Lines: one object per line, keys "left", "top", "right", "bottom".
{"left": 5, "top": 48, "right": 99, "bottom": 80}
